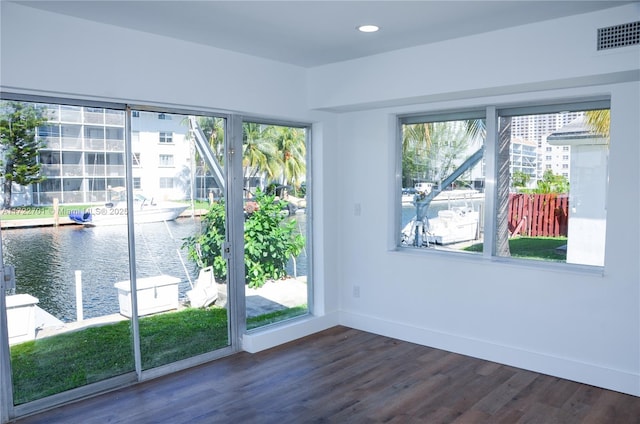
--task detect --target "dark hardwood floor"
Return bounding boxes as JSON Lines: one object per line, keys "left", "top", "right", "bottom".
{"left": 13, "top": 326, "right": 640, "bottom": 423}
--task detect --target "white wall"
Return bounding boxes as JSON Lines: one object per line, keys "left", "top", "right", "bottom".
{"left": 313, "top": 4, "right": 639, "bottom": 396}
{"left": 0, "top": 2, "right": 308, "bottom": 120}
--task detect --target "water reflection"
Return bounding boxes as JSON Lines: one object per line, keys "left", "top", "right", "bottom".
{"left": 2, "top": 219, "right": 202, "bottom": 322}
{"left": 2, "top": 213, "right": 307, "bottom": 322}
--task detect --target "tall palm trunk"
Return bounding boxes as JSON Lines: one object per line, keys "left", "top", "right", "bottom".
{"left": 496, "top": 117, "right": 512, "bottom": 257}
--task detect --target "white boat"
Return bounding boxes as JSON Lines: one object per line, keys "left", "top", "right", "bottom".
{"left": 69, "top": 189, "right": 188, "bottom": 227}
{"left": 432, "top": 189, "right": 482, "bottom": 202}
{"left": 402, "top": 205, "right": 479, "bottom": 246}
{"left": 403, "top": 188, "right": 482, "bottom": 204}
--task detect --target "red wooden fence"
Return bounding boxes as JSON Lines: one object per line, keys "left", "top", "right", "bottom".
{"left": 508, "top": 193, "right": 568, "bottom": 237}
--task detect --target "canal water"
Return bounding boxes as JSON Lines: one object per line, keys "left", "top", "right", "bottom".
{"left": 2, "top": 214, "right": 307, "bottom": 322}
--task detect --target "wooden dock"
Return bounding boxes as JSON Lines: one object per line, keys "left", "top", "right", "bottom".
{"left": 0, "top": 209, "right": 207, "bottom": 230}
{"left": 0, "top": 217, "right": 76, "bottom": 230}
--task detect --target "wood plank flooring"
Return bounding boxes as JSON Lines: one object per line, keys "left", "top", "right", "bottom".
{"left": 13, "top": 326, "right": 640, "bottom": 423}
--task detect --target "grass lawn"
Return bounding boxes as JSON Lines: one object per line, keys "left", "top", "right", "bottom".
{"left": 464, "top": 236, "right": 567, "bottom": 261}
{"left": 247, "top": 304, "right": 308, "bottom": 330}
{"left": 11, "top": 320, "right": 136, "bottom": 404}
{"left": 10, "top": 304, "right": 304, "bottom": 405}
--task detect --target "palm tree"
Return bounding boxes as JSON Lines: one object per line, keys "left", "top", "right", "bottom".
{"left": 197, "top": 116, "right": 225, "bottom": 165}
{"left": 495, "top": 117, "right": 512, "bottom": 257}
{"left": 402, "top": 119, "right": 485, "bottom": 188}
{"left": 242, "top": 123, "right": 278, "bottom": 192}
{"left": 585, "top": 109, "right": 610, "bottom": 139}
{"left": 402, "top": 123, "right": 431, "bottom": 187}
{"left": 272, "top": 126, "right": 306, "bottom": 194}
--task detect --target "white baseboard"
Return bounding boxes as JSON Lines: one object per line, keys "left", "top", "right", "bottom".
{"left": 340, "top": 310, "right": 640, "bottom": 397}
{"left": 242, "top": 311, "right": 340, "bottom": 353}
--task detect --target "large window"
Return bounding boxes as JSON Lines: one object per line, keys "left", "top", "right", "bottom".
{"left": 495, "top": 104, "right": 609, "bottom": 267}
{"left": 242, "top": 122, "right": 310, "bottom": 329}
{"left": 399, "top": 101, "right": 610, "bottom": 268}
{"left": 400, "top": 112, "right": 486, "bottom": 253}
{"left": 1, "top": 96, "right": 314, "bottom": 420}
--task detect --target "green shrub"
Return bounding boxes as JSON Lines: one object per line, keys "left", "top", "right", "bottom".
{"left": 183, "top": 200, "right": 228, "bottom": 279}
{"left": 183, "top": 189, "right": 304, "bottom": 288}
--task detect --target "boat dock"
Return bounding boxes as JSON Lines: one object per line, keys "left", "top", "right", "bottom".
{"left": 0, "top": 217, "right": 76, "bottom": 229}
{"left": 0, "top": 209, "right": 208, "bottom": 230}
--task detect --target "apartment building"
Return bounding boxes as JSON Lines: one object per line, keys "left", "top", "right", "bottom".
{"left": 25, "top": 106, "right": 205, "bottom": 206}
{"left": 510, "top": 112, "right": 584, "bottom": 183}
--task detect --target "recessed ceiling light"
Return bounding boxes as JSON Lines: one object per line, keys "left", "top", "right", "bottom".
{"left": 357, "top": 24, "right": 379, "bottom": 33}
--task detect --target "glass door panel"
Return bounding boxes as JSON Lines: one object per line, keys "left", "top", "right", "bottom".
{"left": 1, "top": 100, "right": 135, "bottom": 405}
{"left": 242, "top": 122, "right": 309, "bottom": 330}
{"left": 130, "top": 111, "right": 230, "bottom": 370}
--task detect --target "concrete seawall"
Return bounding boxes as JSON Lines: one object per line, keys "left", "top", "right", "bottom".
{"left": 1, "top": 217, "right": 76, "bottom": 229}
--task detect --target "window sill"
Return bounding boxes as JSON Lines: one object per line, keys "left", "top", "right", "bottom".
{"left": 391, "top": 246, "right": 605, "bottom": 277}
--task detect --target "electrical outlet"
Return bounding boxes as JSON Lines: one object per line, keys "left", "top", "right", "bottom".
{"left": 353, "top": 285, "right": 360, "bottom": 298}
{"left": 354, "top": 203, "right": 361, "bottom": 216}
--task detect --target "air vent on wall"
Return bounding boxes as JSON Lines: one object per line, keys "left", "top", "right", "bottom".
{"left": 597, "top": 21, "right": 640, "bottom": 50}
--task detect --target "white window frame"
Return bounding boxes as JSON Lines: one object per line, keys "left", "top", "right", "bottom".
{"left": 239, "top": 117, "right": 313, "bottom": 332}
{"left": 397, "top": 98, "right": 610, "bottom": 272}
{"left": 397, "top": 109, "right": 487, "bottom": 251}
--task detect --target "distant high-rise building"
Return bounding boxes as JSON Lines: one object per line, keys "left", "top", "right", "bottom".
{"left": 510, "top": 111, "right": 583, "bottom": 184}
{"left": 511, "top": 112, "right": 583, "bottom": 148}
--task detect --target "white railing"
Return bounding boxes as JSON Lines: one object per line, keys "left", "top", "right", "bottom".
{"left": 61, "top": 137, "right": 83, "bottom": 149}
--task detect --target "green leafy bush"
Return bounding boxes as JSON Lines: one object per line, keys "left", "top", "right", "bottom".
{"left": 183, "top": 200, "right": 227, "bottom": 279}
{"left": 183, "top": 189, "right": 304, "bottom": 288}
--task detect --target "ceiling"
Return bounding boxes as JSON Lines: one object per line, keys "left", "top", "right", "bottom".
{"left": 12, "top": 0, "right": 635, "bottom": 68}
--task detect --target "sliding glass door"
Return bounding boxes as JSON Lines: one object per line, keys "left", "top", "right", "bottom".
{"left": 130, "top": 110, "right": 230, "bottom": 371}
{"left": 0, "top": 97, "right": 313, "bottom": 420}
{"left": 0, "top": 99, "right": 233, "bottom": 415}
{"left": 1, "top": 101, "right": 137, "bottom": 409}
